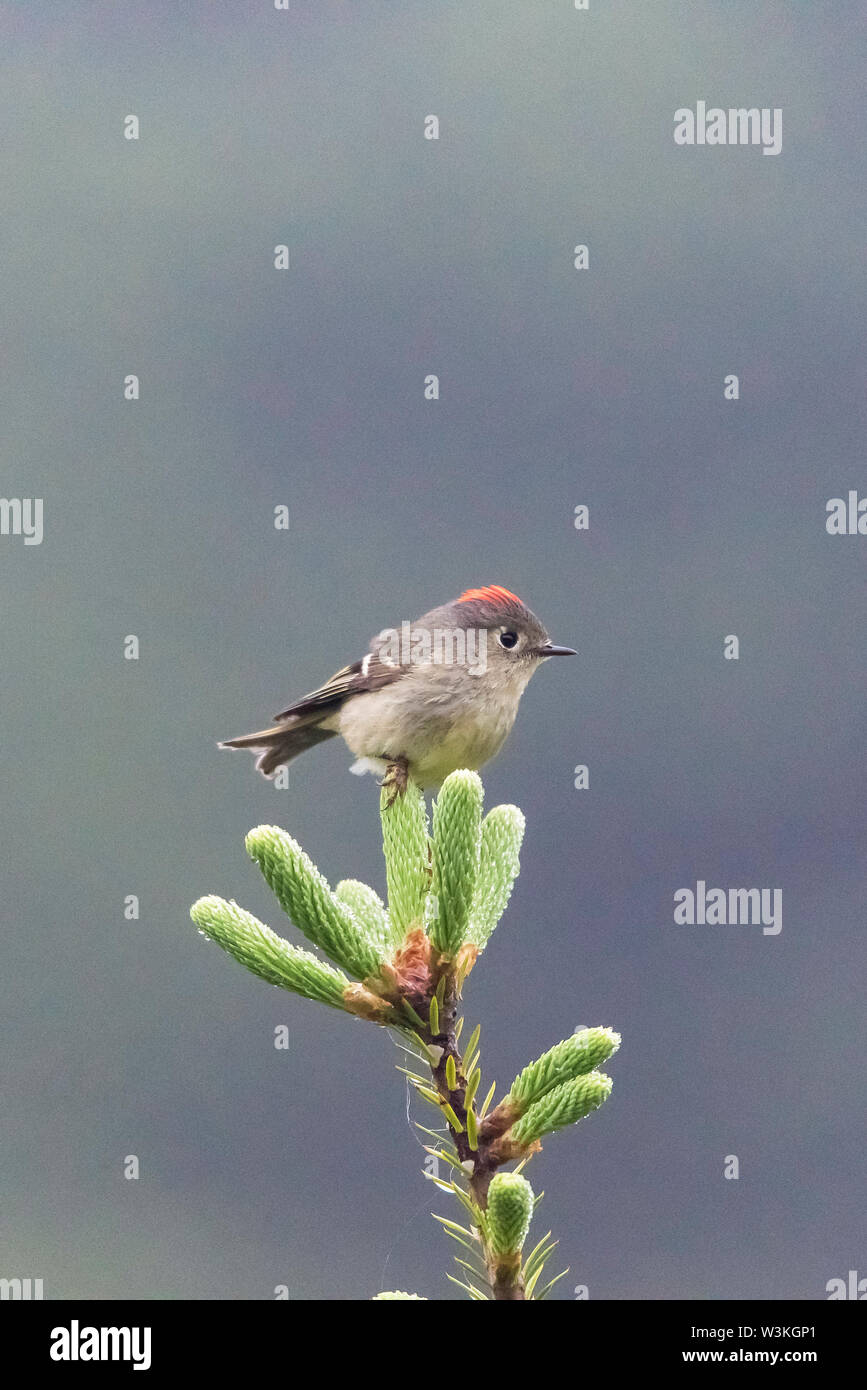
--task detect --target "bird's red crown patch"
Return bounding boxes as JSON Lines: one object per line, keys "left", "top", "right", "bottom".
{"left": 457, "top": 584, "right": 524, "bottom": 610}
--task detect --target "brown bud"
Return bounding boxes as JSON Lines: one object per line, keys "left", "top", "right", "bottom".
{"left": 487, "top": 1134, "right": 542, "bottom": 1167}
{"left": 389, "top": 927, "right": 433, "bottom": 999}
{"left": 455, "top": 942, "right": 479, "bottom": 987}
{"left": 478, "top": 1098, "right": 519, "bottom": 1146}
{"left": 342, "top": 983, "right": 396, "bottom": 1023}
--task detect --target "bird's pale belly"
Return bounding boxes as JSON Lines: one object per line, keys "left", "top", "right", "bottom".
{"left": 337, "top": 684, "right": 517, "bottom": 789}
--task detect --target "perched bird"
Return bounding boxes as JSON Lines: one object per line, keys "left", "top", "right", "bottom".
{"left": 220, "top": 585, "right": 576, "bottom": 797}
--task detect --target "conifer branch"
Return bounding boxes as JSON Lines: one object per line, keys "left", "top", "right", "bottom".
{"left": 189, "top": 770, "right": 620, "bottom": 1300}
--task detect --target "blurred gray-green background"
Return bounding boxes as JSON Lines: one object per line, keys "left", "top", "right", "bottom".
{"left": 2, "top": 2, "right": 864, "bottom": 1299}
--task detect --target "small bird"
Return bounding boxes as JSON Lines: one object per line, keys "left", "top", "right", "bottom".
{"left": 220, "top": 585, "right": 576, "bottom": 797}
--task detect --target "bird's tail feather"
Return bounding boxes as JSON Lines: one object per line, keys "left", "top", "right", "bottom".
{"left": 220, "top": 719, "right": 337, "bottom": 777}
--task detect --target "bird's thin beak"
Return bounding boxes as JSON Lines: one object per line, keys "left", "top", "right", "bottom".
{"left": 537, "top": 643, "right": 577, "bottom": 657}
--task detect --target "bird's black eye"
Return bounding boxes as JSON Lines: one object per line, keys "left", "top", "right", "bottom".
{"left": 498, "top": 630, "right": 519, "bottom": 649}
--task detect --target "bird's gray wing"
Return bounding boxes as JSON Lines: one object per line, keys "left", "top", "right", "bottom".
{"left": 272, "top": 652, "right": 405, "bottom": 721}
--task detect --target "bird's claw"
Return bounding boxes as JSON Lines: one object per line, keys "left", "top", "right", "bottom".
{"left": 380, "top": 757, "right": 409, "bottom": 807}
